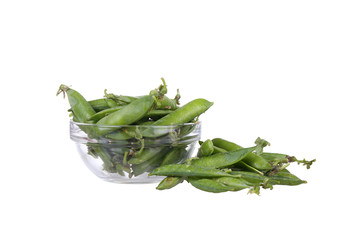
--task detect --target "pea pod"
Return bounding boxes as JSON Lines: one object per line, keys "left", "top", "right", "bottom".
{"left": 155, "top": 95, "right": 179, "bottom": 110}
{"left": 215, "top": 177, "right": 253, "bottom": 190}
{"left": 95, "top": 95, "right": 156, "bottom": 136}
{"left": 149, "top": 164, "right": 241, "bottom": 178}
{"left": 57, "top": 84, "right": 96, "bottom": 123}
{"left": 190, "top": 147, "right": 256, "bottom": 168}
{"left": 105, "top": 129, "right": 134, "bottom": 140}
{"left": 89, "top": 98, "right": 119, "bottom": 112}
{"left": 128, "top": 147, "right": 164, "bottom": 165}
{"left": 261, "top": 152, "right": 316, "bottom": 169}
{"left": 87, "top": 106, "right": 124, "bottom": 122}
{"left": 212, "top": 145, "right": 227, "bottom": 154}
{"left": 131, "top": 149, "right": 169, "bottom": 177}
{"left": 197, "top": 139, "right": 214, "bottom": 157}
{"left": 89, "top": 144, "right": 115, "bottom": 172}
{"left": 145, "top": 109, "right": 174, "bottom": 120}
{"left": 268, "top": 170, "right": 307, "bottom": 186}
{"left": 229, "top": 171, "right": 270, "bottom": 184}
{"left": 212, "top": 138, "right": 272, "bottom": 171}
{"left": 209, "top": 144, "right": 264, "bottom": 175}
{"left": 156, "top": 177, "right": 184, "bottom": 190}
{"left": 151, "top": 98, "right": 213, "bottom": 126}
{"left": 161, "top": 147, "right": 188, "bottom": 166}
{"left": 230, "top": 170, "right": 306, "bottom": 186}
{"left": 104, "top": 89, "right": 138, "bottom": 105}
{"left": 187, "top": 178, "right": 238, "bottom": 193}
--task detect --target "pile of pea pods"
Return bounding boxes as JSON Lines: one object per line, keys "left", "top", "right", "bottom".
{"left": 58, "top": 79, "right": 212, "bottom": 178}
{"left": 58, "top": 79, "right": 315, "bottom": 193}
{"left": 151, "top": 137, "right": 315, "bottom": 193}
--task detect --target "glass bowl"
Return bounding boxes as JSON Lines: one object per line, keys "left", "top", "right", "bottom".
{"left": 70, "top": 121, "right": 201, "bottom": 183}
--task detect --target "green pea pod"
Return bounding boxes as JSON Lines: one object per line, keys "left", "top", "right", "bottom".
{"left": 131, "top": 149, "right": 169, "bottom": 177}
{"left": 89, "top": 98, "right": 119, "bottom": 112}
{"left": 89, "top": 144, "right": 116, "bottom": 173}
{"left": 105, "top": 129, "right": 133, "bottom": 140}
{"left": 190, "top": 147, "right": 256, "bottom": 168}
{"left": 211, "top": 138, "right": 242, "bottom": 152}
{"left": 95, "top": 95, "right": 155, "bottom": 136}
{"left": 156, "top": 95, "right": 179, "bottom": 110}
{"left": 128, "top": 147, "right": 164, "bottom": 165}
{"left": 145, "top": 109, "right": 174, "bottom": 120}
{"left": 152, "top": 98, "right": 213, "bottom": 126}
{"left": 197, "top": 139, "right": 214, "bottom": 157}
{"left": 212, "top": 138, "right": 272, "bottom": 171}
{"left": 212, "top": 145, "right": 227, "bottom": 154}
{"left": 87, "top": 106, "right": 124, "bottom": 122}
{"left": 261, "top": 152, "right": 316, "bottom": 169}
{"left": 230, "top": 170, "right": 306, "bottom": 186}
{"left": 156, "top": 177, "right": 184, "bottom": 190}
{"left": 149, "top": 164, "right": 241, "bottom": 178}
{"left": 187, "top": 178, "right": 237, "bottom": 193}
{"left": 57, "top": 84, "right": 96, "bottom": 123}
{"left": 268, "top": 171, "right": 307, "bottom": 186}
{"left": 104, "top": 89, "right": 138, "bottom": 105}
{"left": 161, "top": 147, "right": 188, "bottom": 166}
{"left": 230, "top": 171, "right": 272, "bottom": 184}
{"left": 115, "top": 163, "right": 125, "bottom": 176}
{"left": 215, "top": 177, "right": 253, "bottom": 190}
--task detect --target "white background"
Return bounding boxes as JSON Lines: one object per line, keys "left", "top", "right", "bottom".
{"left": 1, "top": 0, "right": 359, "bottom": 239}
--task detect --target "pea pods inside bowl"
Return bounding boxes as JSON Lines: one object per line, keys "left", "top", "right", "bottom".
{"left": 58, "top": 79, "right": 213, "bottom": 183}
{"left": 70, "top": 121, "right": 201, "bottom": 183}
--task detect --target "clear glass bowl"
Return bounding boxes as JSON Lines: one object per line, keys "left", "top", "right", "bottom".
{"left": 70, "top": 121, "right": 201, "bottom": 183}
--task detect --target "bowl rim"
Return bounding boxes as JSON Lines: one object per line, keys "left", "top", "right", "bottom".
{"left": 69, "top": 120, "right": 201, "bottom": 128}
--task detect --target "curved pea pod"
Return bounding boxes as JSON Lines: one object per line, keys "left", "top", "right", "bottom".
{"left": 161, "top": 147, "right": 188, "bottom": 166}
{"left": 197, "top": 139, "right": 214, "bottom": 157}
{"left": 260, "top": 152, "right": 290, "bottom": 163}
{"left": 105, "top": 129, "right": 133, "bottom": 140}
{"left": 89, "top": 98, "right": 119, "bottom": 112}
{"left": 131, "top": 149, "right": 169, "bottom": 177}
{"left": 87, "top": 106, "right": 123, "bottom": 122}
{"left": 104, "top": 89, "right": 138, "bottom": 105}
{"left": 95, "top": 95, "right": 155, "bottom": 136}
{"left": 58, "top": 85, "right": 97, "bottom": 136}
{"left": 187, "top": 178, "right": 238, "bottom": 193}
{"left": 57, "top": 84, "right": 96, "bottom": 123}
{"left": 268, "top": 170, "right": 307, "bottom": 186}
{"left": 155, "top": 95, "right": 179, "bottom": 110}
{"left": 261, "top": 152, "right": 316, "bottom": 169}
{"left": 149, "top": 164, "right": 241, "bottom": 178}
{"left": 230, "top": 171, "right": 272, "bottom": 185}
{"left": 190, "top": 147, "right": 256, "bottom": 168}
{"left": 156, "top": 177, "right": 185, "bottom": 190}
{"left": 212, "top": 145, "right": 227, "bottom": 154}
{"left": 145, "top": 109, "right": 174, "bottom": 120}
{"left": 151, "top": 98, "right": 213, "bottom": 126}
{"left": 128, "top": 147, "right": 164, "bottom": 165}
{"left": 212, "top": 138, "right": 272, "bottom": 171}
{"left": 115, "top": 163, "right": 125, "bottom": 176}
{"left": 212, "top": 138, "right": 242, "bottom": 152}
{"left": 89, "top": 144, "right": 116, "bottom": 173}
{"left": 215, "top": 177, "right": 253, "bottom": 190}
